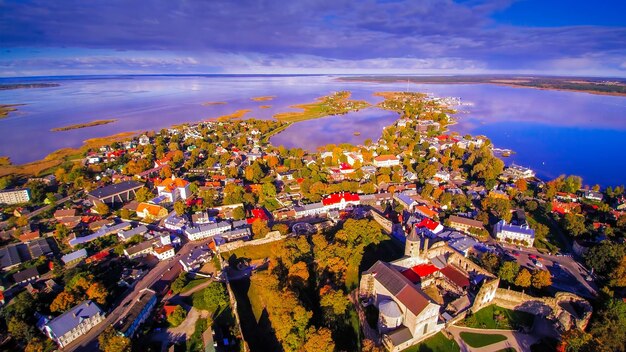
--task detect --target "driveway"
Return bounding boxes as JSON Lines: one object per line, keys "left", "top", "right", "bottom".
{"left": 447, "top": 325, "right": 538, "bottom": 352}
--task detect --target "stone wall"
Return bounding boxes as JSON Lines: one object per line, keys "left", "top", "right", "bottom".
{"left": 218, "top": 231, "right": 285, "bottom": 252}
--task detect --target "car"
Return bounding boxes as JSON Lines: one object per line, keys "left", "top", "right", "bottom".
{"left": 529, "top": 254, "right": 538, "bottom": 260}
{"left": 512, "top": 251, "right": 520, "bottom": 257}
{"left": 534, "top": 260, "right": 543, "bottom": 268}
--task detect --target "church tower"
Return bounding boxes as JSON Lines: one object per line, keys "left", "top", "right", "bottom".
{"left": 405, "top": 227, "right": 421, "bottom": 258}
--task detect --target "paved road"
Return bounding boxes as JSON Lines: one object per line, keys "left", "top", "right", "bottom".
{"left": 64, "top": 238, "right": 214, "bottom": 352}
{"left": 0, "top": 195, "right": 71, "bottom": 229}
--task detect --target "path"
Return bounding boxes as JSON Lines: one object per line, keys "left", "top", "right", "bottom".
{"left": 447, "top": 325, "right": 539, "bottom": 352}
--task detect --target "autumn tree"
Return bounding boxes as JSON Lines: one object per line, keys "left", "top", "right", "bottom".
{"left": 563, "top": 213, "right": 586, "bottom": 237}
{"left": 531, "top": 270, "right": 552, "bottom": 289}
{"left": 173, "top": 200, "right": 186, "bottom": 216}
{"left": 251, "top": 220, "right": 270, "bottom": 239}
{"left": 135, "top": 187, "right": 153, "bottom": 202}
{"left": 480, "top": 252, "right": 500, "bottom": 274}
{"left": 498, "top": 261, "right": 520, "bottom": 284}
{"left": 7, "top": 317, "right": 36, "bottom": 342}
{"left": 50, "top": 291, "right": 78, "bottom": 312}
{"left": 98, "top": 326, "right": 131, "bottom": 352}
{"left": 24, "top": 337, "right": 46, "bottom": 352}
{"left": 86, "top": 282, "right": 108, "bottom": 304}
{"left": 514, "top": 268, "right": 532, "bottom": 288}
{"left": 232, "top": 206, "right": 245, "bottom": 220}
{"left": 94, "top": 201, "right": 110, "bottom": 215}
{"left": 302, "top": 327, "right": 335, "bottom": 352}
{"left": 319, "top": 286, "right": 350, "bottom": 325}
{"left": 167, "top": 305, "right": 187, "bottom": 327}
{"left": 610, "top": 256, "right": 626, "bottom": 288}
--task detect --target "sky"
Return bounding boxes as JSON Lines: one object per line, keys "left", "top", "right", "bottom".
{"left": 1, "top": 0, "right": 626, "bottom": 77}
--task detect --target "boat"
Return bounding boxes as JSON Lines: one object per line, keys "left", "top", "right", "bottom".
{"left": 353, "top": 131, "right": 361, "bottom": 136}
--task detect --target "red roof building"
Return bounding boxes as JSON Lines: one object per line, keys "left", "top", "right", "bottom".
{"left": 440, "top": 265, "right": 470, "bottom": 288}
{"left": 416, "top": 218, "right": 441, "bottom": 231}
{"left": 401, "top": 264, "right": 440, "bottom": 284}
{"left": 322, "top": 192, "right": 360, "bottom": 206}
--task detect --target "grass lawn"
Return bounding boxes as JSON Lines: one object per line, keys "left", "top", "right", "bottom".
{"left": 182, "top": 277, "right": 209, "bottom": 292}
{"left": 403, "top": 332, "right": 460, "bottom": 352}
{"left": 462, "top": 305, "right": 534, "bottom": 330}
{"left": 460, "top": 332, "right": 507, "bottom": 348}
{"left": 221, "top": 239, "right": 285, "bottom": 261}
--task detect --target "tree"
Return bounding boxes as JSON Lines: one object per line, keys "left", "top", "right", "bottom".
{"left": 50, "top": 291, "right": 78, "bottom": 312}
{"left": 135, "top": 187, "right": 153, "bottom": 202}
{"left": 251, "top": 220, "right": 270, "bottom": 239}
{"left": 8, "top": 317, "right": 35, "bottom": 342}
{"left": 94, "top": 201, "right": 110, "bottom": 215}
{"left": 99, "top": 326, "right": 131, "bottom": 352}
{"left": 86, "top": 282, "right": 108, "bottom": 304}
{"left": 531, "top": 269, "right": 552, "bottom": 289}
{"left": 24, "top": 337, "right": 46, "bottom": 352}
{"left": 173, "top": 200, "right": 186, "bottom": 216}
{"left": 167, "top": 305, "right": 187, "bottom": 327}
{"left": 302, "top": 327, "right": 335, "bottom": 352}
{"left": 192, "top": 282, "right": 228, "bottom": 312}
{"left": 171, "top": 273, "right": 188, "bottom": 294}
{"left": 558, "top": 328, "right": 593, "bottom": 352}
{"left": 480, "top": 252, "right": 500, "bottom": 274}
{"left": 232, "top": 206, "right": 245, "bottom": 220}
{"left": 610, "top": 255, "right": 626, "bottom": 288}
{"left": 514, "top": 268, "right": 532, "bottom": 288}
{"left": 272, "top": 223, "right": 289, "bottom": 236}
{"left": 585, "top": 242, "right": 626, "bottom": 277}
{"left": 362, "top": 339, "right": 384, "bottom": 352}
{"left": 563, "top": 213, "right": 586, "bottom": 237}
{"left": 319, "top": 286, "right": 350, "bottom": 318}
{"left": 498, "top": 261, "right": 520, "bottom": 284}
{"left": 588, "top": 297, "right": 626, "bottom": 352}
{"left": 119, "top": 208, "right": 131, "bottom": 220}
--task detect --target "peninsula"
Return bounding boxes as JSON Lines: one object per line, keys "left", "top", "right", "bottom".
{"left": 51, "top": 119, "right": 117, "bottom": 132}
{"left": 273, "top": 91, "right": 370, "bottom": 123}
{"left": 0, "top": 104, "right": 21, "bottom": 118}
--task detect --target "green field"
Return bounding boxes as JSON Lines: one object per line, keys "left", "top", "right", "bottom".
{"left": 403, "top": 332, "right": 460, "bottom": 352}
{"left": 460, "top": 332, "right": 507, "bottom": 348}
{"left": 461, "top": 305, "right": 534, "bottom": 330}
{"left": 221, "top": 240, "right": 284, "bottom": 261}
{"left": 182, "top": 277, "right": 210, "bottom": 292}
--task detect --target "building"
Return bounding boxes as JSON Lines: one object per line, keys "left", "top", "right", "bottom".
{"left": 359, "top": 230, "right": 499, "bottom": 352}
{"left": 87, "top": 181, "right": 144, "bottom": 205}
{"left": 180, "top": 245, "right": 212, "bottom": 272}
{"left": 373, "top": 155, "right": 400, "bottom": 168}
{"left": 582, "top": 190, "right": 604, "bottom": 202}
{"left": 124, "top": 240, "right": 155, "bottom": 259}
{"left": 501, "top": 164, "right": 535, "bottom": 180}
{"left": 13, "top": 267, "right": 40, "bottom": 284}
{"left": 394, "top": 193, "right": 418, "bottom": 212}
{"left": 322, "top": 192, "right": 360, "bottom": 211}
{"left": 493, "top": 220, "right": 535, "bottom": 247}
{"left": 116, "top": 288, "right": 157, "bottom": 338}
{"left": 136, "top": 202, "right": 168, "bottom": 220}
{"left": 69, "top": 222, "right": 131, "bottom": 247}
{"left": 61, "top": 249, "right": 88, "bottom": 266}
{"left": 293, "top": 202, "right": 325, "bottom": 218}
{"left": 156, "top": 177, "right": 191, "bottom": 202}
{"left": 0, "top": 188, "right": 31, "bottom": 205}
{"left": 184, "top": 222, "right": 232, "bottom": 241}
{"left": 39, "top": 300, "right": 105, "bottom": 348}
{"left": 118, "top": 225, "right": 149, "bottom": 242}
{"left": 447, "top": 215, "right": 484, "bottom": 234}
{"left": 153, "top": 245, "right": 175, "bottom": 260}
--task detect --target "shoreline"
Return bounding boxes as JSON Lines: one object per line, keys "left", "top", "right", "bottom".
{"left": 0, "top": 104, "right": 24, "bottom": 119}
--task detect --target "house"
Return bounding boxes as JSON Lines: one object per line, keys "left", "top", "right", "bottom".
{"left": 156, "top": 177, "right": 191, "bottom": 202}
{"left": 373, "top": 155, "right": 400, "bottom": 168}
{"left": 184, "top": 222, "right": 232, "bottom": 241}
{"left": 153, "top": 245, "right": 175, "bottom": 261}
{"left": 180, "top": 245, "right": 212, "bottom": 272}
{"left": 394, "top": 193, "right": 418, "bottom": 212}
{"left": 13, "top": 267, "right": 40, "bottom": 284}
{"left": 136, "top": 202, "right": 168, "bottom": 220}
{"left": 39, "top": 300, "right": 104, "bottom": 348}
{"left": 0, "top": 244, "right": 26, "bottom": 270}
{"left": 54, "top": 209, "right": 77, "bottom": 221}
{"left": 116, "top": 288, "right": 157, "bottom": 338}
{"left": 415, "top": 205, "right": 438, "bottom": 220}
{"left": 28, "top": 238, "right": 52, "bottom": 257}
{"left": 61, "top": 249, "right": 88, "bottom": 266}
{"left": 0, "top": 188, "right": 31, "bottom": 205}
{"left": 582, "top": 190, "right": 604, "bottom": 202}
{"left": 118, "top": 225, "right": 149, "bottom": 242}
{"left": 293, "top": 202, "right": 325, "bottom": 218}
{"left": 138, "top": 135, "right": 150, "bottom": 146}
{"left": 215, "top": 227, "right": 252, "bottom": 245}
{"left": 124, "top": 240, "right": 155, "bottom": 259}
{"left": 69, "top": 222, "right": 131, "bottom": 247}
{"left": 87, "top": 181, "right": 143, "bottom": 205}
{"left": 322, "top": 192, "right": 360, "bottom": 211}
{"left": 493, "top": 220, "right": 535, "bottom": 247}
{"left": 447, "top": 215, "right": 484, "bottom": 234}
{"left": 501, "top": 164, "right": 535, "bottom": 180}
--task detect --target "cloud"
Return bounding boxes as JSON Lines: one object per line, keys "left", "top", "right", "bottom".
{"left": 0, "top": 0, "right": 624, "bottom": 76}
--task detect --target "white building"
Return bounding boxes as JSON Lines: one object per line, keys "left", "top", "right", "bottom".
{"left": 293, "top": 202, "right": 325, "bottom": 218}
{"left": 184, "top": 222, "right": 232, "bottom": 241}
{"left": 156, "top": 176, "right": 191, "bottom": 202}
{"left": 502, "top": 164, "right": 535, "bottom": 180}
{"left": 153, "top": 245, "right": 175, "bottom": 260}
{"left": 39, "top": 301, "right": 104, "bottom": 348}
{"left": 373, "top": 155, "right": 400, "bottom": 168}
{"left": 0, "top": 188, "right": 30, "bottom": 205}
{"left": 493, "top": 220, "right": 535, "bottom": 247}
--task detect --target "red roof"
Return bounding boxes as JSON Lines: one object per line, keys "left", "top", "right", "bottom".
{"left": 416, "top": 218, "right": 440, "bottom": 231}
{"left": 440, "top": 265, "right": 470, "bottom": 288}
{"left": 401, "top": 264, "right": 440, "bottom": 284}
{"left": 163, "top": 305, "right": 177, "bottom": 316}
{"left": 340, "top": 163, "right": 353, "bottom": 170}
{"left": 322, "top": 192, "right": 360, "bottom": 206}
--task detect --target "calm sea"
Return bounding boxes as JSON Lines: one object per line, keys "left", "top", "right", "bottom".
{"left": 0, "top": 75, "right": 624, "bottom": 186}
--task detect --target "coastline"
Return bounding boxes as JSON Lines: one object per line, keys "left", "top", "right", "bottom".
{"left": 273, "top": 91, "right": 371, "bottom": 123}
{"left": 0, "top": 104, "right": 23, "bottom": 119}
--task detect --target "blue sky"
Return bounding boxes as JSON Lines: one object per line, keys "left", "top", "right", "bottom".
{"left": 1, "top": 0, "right": 625, "bottom": 77}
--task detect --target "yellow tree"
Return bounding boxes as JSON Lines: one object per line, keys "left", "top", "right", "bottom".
{"left": 531, "top": 270, "right": 552, "bottom": 289}
{"left": 610, "top": 255, "right": 626, "bottom": 287}
{"left": 50, "top": 291, "right": 77, "bottom": 312}
{"left": 301, "top": 327, "right": 334, "bottom": 352}
{"left": 514, "top": 268, "right": 532, "bottom": 288}
{"left": 86, "top": 282, "right": 108, "bottom": 305}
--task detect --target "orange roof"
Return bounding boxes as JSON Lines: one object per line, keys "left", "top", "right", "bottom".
{"left": 19, "top": 230, "right": 40, "bottom": 242}
{"left": 163, "top": 305, "right": 177, "bottom": 316}
{"left": 154, "top": 245, "right": 174, "bottom": 254}
{"left": 158, "top": 177, "right": 189, "bottom": 192}
{"left": 374, "top": 155, "right": 398, "bottom": 162}
{"left": 415, "top": 205, "right": 437, "bottom": 218}
{"left": 137, "top": 202, "right": 166, "bottom": 217}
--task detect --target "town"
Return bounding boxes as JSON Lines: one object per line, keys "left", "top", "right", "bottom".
{"left": 0, "top": 91, "right": 625, "bottom": 352}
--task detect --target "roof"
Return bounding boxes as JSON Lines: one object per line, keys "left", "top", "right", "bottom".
{"left": 448, "top": 215, "right": 483, "bottom": 229}
{"left": 322, "top": 192, "right": 360, "bottom": 206}
{"left": 365, "top": 261, "right": 431, "bottom": 316}
{"left": 125, "top": 240, "right": 154, "bottom": 256}
{"left": 386, "top": 326, "right": 414, "bottom": 346}
{"left": 185, "top": 222, "right": 231, "bottom": 235}
{"left": 28, "top": 238, "right": 52, "bottom": 257}
{"left": 416, "top": 218, "right": 441, "bottom": 231}
{"left": 157, "top": 177, "right": 189, "bottom": 192}
{"left": 13, "top": 267, "right": 39, "bottom": 282}
{"left": 88, "top": 181, "right": 143, "bottom": 199}
{"left": 415, "top": 205, "right": 438, "bottom": 219}
{"left": 374, "top": 155, "right": 398, "bottom": 162}
{"left": 61, "top": 249, "right": 88, "bottom": 264}
{"left": 153, "top": 245, "right": 174, "bottom": 254}
{"left": 119, "top": 225, "right": 149, "bottom": 240}
{"left": 46, "top": 301, "right": 103, "bottom": 338}
{"left": 54, "top": 209, "right": 77, "bottom": 219}
{"left": 70, "top": 222, "right": 132, "bottom": 247}
{"left": 117, "top": 289, "right": 156, "bottom": 335}
{"left": 440, "top": 265, "right": 470, "bottom": 288}
{"left": 495, "top": 220, "right": 535, "bottom": 238}
{"left": 136, "top": 203, "right": 167, "bottom": 217}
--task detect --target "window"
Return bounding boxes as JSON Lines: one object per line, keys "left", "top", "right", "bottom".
{"left": 423, "top": 323, "right": 428, "bottom": 334}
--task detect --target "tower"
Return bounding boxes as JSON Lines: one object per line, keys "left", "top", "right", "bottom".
{"left": 405, "top": 227, "right": 421, "bottom": 258}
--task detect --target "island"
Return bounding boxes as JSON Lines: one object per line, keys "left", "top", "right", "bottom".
{"left": 201, "top": 101, "right": 227, "bottom": 106}
{"left": 0, "top": 83, "right": 60, "bottom": 90}
{"left": 214, "top": 109, "right": 251, "bottom": 121}
{"left": 259, "top": 105, "right": 272, "bottom": 109}
{"left": 51, "top": 119, "right": 117, "bottom": 132}
{"left": 0, "top": 104, "right": 22, "bottom": 118}
{"left": 273, "top": 91, "right": 370, "bottom": 123}
{"left": 251, "top": 96, "right": 276, "bottom": 102}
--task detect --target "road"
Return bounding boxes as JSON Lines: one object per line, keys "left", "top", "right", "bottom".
{"left": 0, "top": 195, "right": 72, "bottom": 229}
{"left": 64, "top": 237, "right": 214, "bottom": 352}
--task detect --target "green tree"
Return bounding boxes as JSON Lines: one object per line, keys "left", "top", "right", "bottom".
{"left": 167, "top": 305, "right": 187, "bottom": 327}
{"left": 7, "top": 317, "right": 36, "bottom": 342}
{"left": 192, "top": 282, "right": 228, "bottom": 312}
{"left": 251, "top": 220, "right": 270, "bottom": 239}
{"left": 171, "top": 273, "right": 188, "bottom": 294}
{"left": 480, "top": 252, "right": 500, "bottom": 274}
{"left": 98, "top": 326, "right": 131, "bottom": 352}
{"left": 498, "top": 261, "right": 520, "bottom": 284}
{"left": 588, "top": 298, "right": 626, "bottom": 352}
{"left": 585, "top": 242, "right": 625, "bottom": 277}
{"left": 232, "top": 206, "right": 245, "bottom": 220}
{"left": 563, "top": 213, "right": 586, "bottom": 237}
{"left": 135, "top": 187, "right": 152, "bottom": 202}
{"left": 173, "top": 200, "right": 186, "bottom": 216}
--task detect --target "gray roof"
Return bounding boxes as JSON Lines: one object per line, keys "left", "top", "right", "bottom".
{"left": 88, "top": 181, "right": 143, "bottom": 199}
{"left": 119, "top": 225, "right": 148, "bottom": 240}
{"left": 185, "top": 222, "right": 231, "bottom": 235}
{"left": 28, "top": 238, "right": 52, "bottom": 257}
{"left": 125, "top": 240, "right": 154, "bottom": 256}
{"left": 385, "top": 326, "right": 414, "bottom": 346}
{"left": 395, "top": 193, "right": 415, "bottom": 207}
{"left": 46, "top": 301, "right": 103, "bottom": 338}
{"left": 294, "top": 202, "right": 324, "bottom": 212}
{"left": 448, "top": 215, "right": 483, "bottom": 229}
{"left": 70, "top": 222, "right": 131, "bottom": 246}
{"left": 13, "top": 267, "right": 39, "bottom": 282}
{"left": 61, "top": 249, "right": 88, "bottom": 264}
{"left": 495, "top": 220, "right": 535, "bottom": 238}
{"left": 0, "top": 244, "right": 23, "bottom": 268}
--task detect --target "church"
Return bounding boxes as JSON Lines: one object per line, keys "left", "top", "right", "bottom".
{"left": 359, "top": 229, "right": 500, "bottom": 351}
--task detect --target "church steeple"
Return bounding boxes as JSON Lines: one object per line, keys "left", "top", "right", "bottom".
{"left": 405, "top": 226, "right": 421, "bottom": 257}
